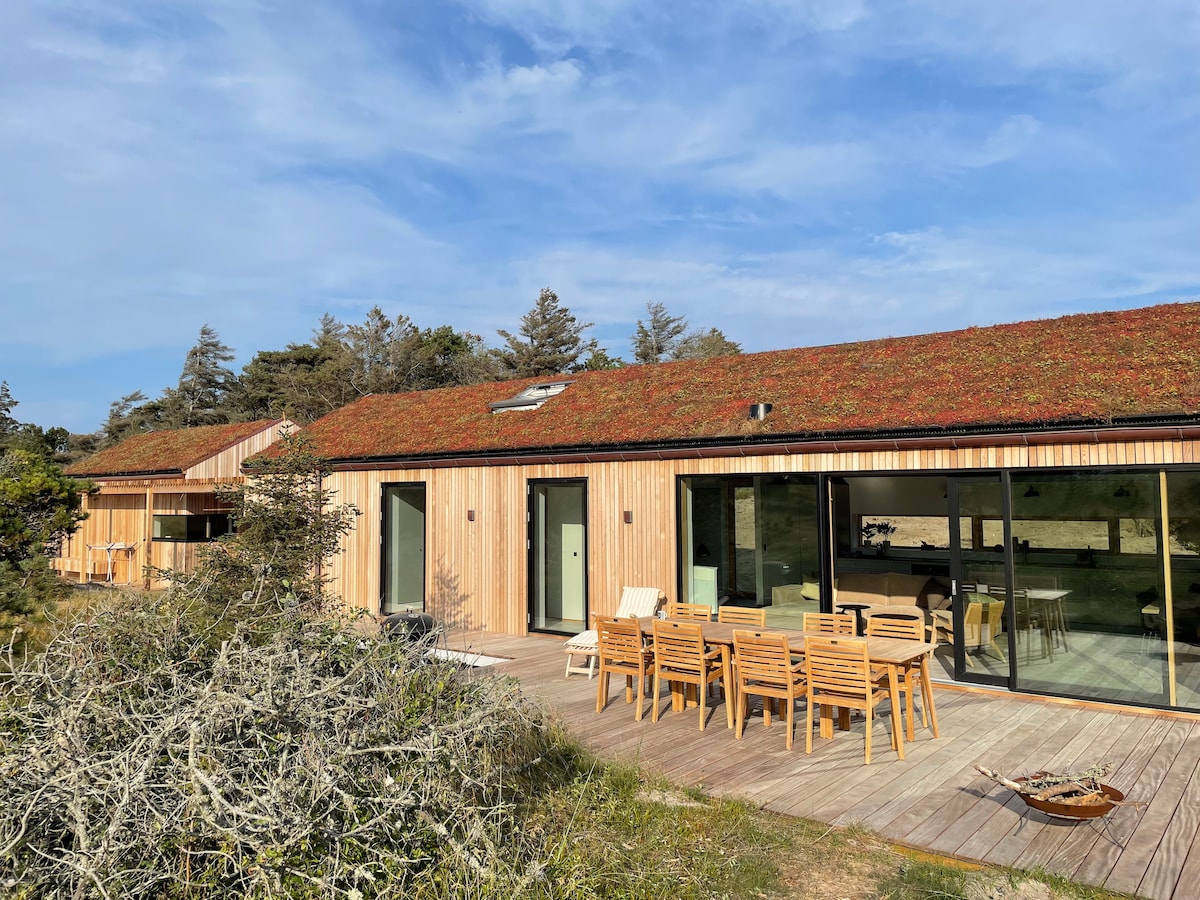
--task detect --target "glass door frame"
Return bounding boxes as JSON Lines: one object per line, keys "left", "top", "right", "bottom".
{"left": 946, "top": 473, "right": 1013, "bottom": 687}
{"left": 526, "top": 478, "right": 589, "bottom": 635}
{"left": 379, "top": 482, "right": 427, "bottom": 616}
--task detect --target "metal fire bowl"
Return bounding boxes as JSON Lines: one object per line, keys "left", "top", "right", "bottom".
{"left": 1014, "top": 777, "right": 1125, "bottom": 820}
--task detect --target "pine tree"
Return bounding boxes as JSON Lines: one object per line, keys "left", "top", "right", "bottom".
{"left": 496, "top": 288, "right": 593, "bottom": 378}
{"left": 0, "top": 382, "right": 19, "bottom": 442}
{"left": 632, "top": 301, "right": 688, "bottom": 364}
{"left": 672, "top": 327, "right": 742, "bottom": 360}
{"left": 160, "top": 325, "right": 237, "bottom": 428}
{"left": 99, "top": 391, "right": 156, "bottom": 447}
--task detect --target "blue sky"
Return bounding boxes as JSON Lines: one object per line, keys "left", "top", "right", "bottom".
{"left": 2, "top": 1, "right": 1199, "bottom": 434}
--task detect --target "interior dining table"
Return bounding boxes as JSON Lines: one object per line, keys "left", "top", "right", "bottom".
{"left": 635, "top": 616, "right": 939, "bottom": 759}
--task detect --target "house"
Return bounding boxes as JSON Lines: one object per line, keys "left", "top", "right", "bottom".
{"left": 57, "top": 419, "right": 292, "bottom": 587}
{"left": 289, "top": 301, "right": 1200, "bottom": 712}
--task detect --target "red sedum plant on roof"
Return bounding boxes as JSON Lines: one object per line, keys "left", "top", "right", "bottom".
{"left": 284, "top": 303, "right": 1200, "bottom": 463}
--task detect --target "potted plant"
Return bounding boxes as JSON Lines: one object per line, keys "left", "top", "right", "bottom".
{"left": 860, "top": 520, "right": 897, "bottom": 555}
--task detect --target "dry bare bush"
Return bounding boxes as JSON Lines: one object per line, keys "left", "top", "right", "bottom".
{"left": 0, "top": 595, "right": 573, "bottom": 898}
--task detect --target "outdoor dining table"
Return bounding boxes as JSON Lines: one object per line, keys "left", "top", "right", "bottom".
{"left": 635, "top": 616, "right": 939, "bottom": 758}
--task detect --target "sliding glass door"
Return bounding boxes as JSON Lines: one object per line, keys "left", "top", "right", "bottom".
{"left": 947, "top": 477, "right": 1009, "bottom": 687}
{"left": 678, "top": 474, "right": 821, "bottom": 626}
{"left": 1008, "top": 471, "right": 1170, "bottom": 707}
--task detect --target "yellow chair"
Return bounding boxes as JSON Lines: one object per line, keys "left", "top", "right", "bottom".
{"left": 732, "top": 629, "right": 807, "bottom": 749}
{"left": 804, "top": 635, "right": 897, "bottom": 764}
{"left": 596, "top": 617, "right": 655, "bottom": 721}
{"left": 803, "top": 612, "right": 855, "bottom": 634}
{"left": 651, "top": 619, "right": 731, "bottom": 730}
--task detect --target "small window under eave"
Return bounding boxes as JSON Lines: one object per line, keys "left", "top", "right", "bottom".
{"left": 488, "top": 380, "right": 573, "bottom": 413}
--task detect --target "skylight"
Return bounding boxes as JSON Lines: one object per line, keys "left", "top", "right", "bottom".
{"left": 488, "top": 380, "right": 573, "bottom": 413}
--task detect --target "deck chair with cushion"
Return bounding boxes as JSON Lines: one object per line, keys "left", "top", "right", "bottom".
{"left": 564, "top": 586, "right": 665, "bottom": 677}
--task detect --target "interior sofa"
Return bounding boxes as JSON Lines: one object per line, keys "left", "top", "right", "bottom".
{"left": 833, "top": 572, "right": 949, "bottom": 612}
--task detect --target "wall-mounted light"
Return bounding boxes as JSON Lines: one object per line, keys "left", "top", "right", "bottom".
{"left": 622, "top": 510, "right": 633, "bottom": 525}
{"left": 467, "top": 509, "right": 476, "bottom": 522}
{"left": 1023, "top": 486, "right": 1040, "bottom": 498}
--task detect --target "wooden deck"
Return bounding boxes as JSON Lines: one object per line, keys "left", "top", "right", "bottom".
{"left": 448, "top": 629, "right": 1200, "bottom": 900}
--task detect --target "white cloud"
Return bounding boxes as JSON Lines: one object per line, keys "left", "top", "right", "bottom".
{"left": 2, "top": 0, "right": 1199, "bottom": 432}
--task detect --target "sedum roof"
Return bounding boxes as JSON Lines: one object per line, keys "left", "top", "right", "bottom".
{"left": 294, "top": 302, "right": 1200, "bottom": 463}
{"left": 66, "top": 420, "right": 282, "bottom": 477}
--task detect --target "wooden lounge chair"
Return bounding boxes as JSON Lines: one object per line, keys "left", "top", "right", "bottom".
{"left": 596, "top": 617, "right": 655, "bottom": 721}
{"left": 732, "top": 629, "right": 807, "bottom": 749}
{"left": 933, "top": 599, "right": 1006, "bottom": 668}
{"left": 564, "top": 586, "right": 664, "bottom": 678}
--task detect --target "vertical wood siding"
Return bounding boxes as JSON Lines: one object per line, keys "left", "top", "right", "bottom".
{"left": 325, "top": 436, "right": 1200, "bottom": 635}
{"left": 184, "top": 420, "right": 293, "bottom": 480}
{"left": 54, "top": 482, "right": 231, "bottom": 585}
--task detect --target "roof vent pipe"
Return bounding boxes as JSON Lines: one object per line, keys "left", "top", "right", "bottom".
{"left": 748, "top": 402, "right": 773, "bottom": 421}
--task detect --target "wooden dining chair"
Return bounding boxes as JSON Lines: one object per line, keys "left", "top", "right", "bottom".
{"left": 717, "top": 606, "right": 767, "bottom": 626}
{"left": 865, "top": 615, "right": 938, "bottom": 741}
{"left": 803, "top": 612, "right": 855, "bottom": 634}
{"left": 651, "top": 618, "right": 731, "bottom": 730}
{"left": 667, "top": 602, "right": 714, "bottom": 621}
{"left": 596, "top": 617, "right": 655, "bottom": 721}
{"left": 715, "top": 606, "right": 768, "bottom": 699}
{"left": 803, "top": 635, "right": 897, "bottom": 764}
{"left": 732, "top": 629, "right": 807, "bottom": 749}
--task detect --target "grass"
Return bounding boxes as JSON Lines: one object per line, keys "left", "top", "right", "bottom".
{"left": 519, "top": 759, "right": 1135, "bottom": 900}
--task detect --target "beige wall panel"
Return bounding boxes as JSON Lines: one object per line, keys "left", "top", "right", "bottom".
{"left": 184, "top": 421, "right": 293, "bottom": 480}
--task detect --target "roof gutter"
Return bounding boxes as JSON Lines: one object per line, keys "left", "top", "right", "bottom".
{"left": 324, "top": 421, "right": 1200, "bottom": 472}
{"left": 68, "top": 469, "right": 184, "bottom": 480}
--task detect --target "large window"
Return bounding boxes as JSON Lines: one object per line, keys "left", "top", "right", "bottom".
{"left": 1008, "top": 472, "right": 1169, "bottom": 707}
{"left": 679, "top": 474, "right": 821, "bottom": 627}
{"left": 152, "top": 514, "right": 232, "bottom": 542}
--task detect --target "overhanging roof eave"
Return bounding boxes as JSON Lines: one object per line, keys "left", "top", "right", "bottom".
{"left": 320, "top": 412, "right": 1200, "bottom": 471}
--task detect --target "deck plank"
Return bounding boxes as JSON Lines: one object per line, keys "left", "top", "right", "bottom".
{"left": 1137, "top": 736, "right": 1200, "bottom": 900}
{"left": 456, "top": 630, "right": 1200, "bottom": 900}
{"left": 1070, "top": 715, "right": 1179, "bottom": 889}
{"left": 1104, "top": 719, "right": 1200, "bottom": 897}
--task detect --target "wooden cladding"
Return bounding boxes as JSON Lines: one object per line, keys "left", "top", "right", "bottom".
{"left": 55, "top": 489, "right": 229, "bottom": 587}
{"left": 324, "top": 434, "right": 1200, "bottom": 636}
{"left": 183, "top": 420, "right": 293, "bottom": 481}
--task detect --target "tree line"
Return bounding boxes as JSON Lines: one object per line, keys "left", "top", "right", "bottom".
{"left": 93, "top": 291, "right": 739, "bottom": 448}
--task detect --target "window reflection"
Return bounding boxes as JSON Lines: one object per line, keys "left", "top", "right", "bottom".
{"left": 1009, "top": 472, "right": 1170, "bottom": 707}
